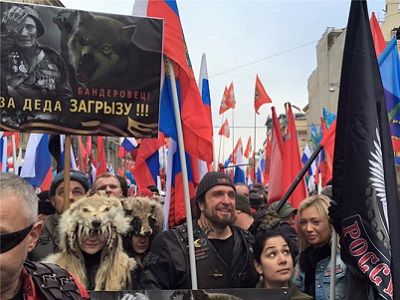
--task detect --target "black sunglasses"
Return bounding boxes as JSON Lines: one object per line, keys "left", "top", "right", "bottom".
{"left": 0, "top": 224, "right": 33, "bottom": 254}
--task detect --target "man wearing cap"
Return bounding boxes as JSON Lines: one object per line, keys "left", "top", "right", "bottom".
{"left": 139, "top": 171, "right": 259, "bottom": 289}
{"left": 269, "top": 201, "right": 299, "bottom": 258}
{"left": 1, "top": 4, "right": 72, "bottom": 127}
{"left": 234, "top": 193, "right": 254, "bottom": 231}
{"left": 29, "top": 170, "right": 90, "bottom": 261}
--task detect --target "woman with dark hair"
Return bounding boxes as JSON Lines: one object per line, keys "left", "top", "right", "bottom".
{"left": 254, "top": 229, "right": 312, "bottom": 299}
{"left": 122, "top": 196, "right": 163, "bottom": 288}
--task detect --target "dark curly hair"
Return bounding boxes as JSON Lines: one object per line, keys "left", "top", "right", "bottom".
{"left": 253, "top": 228, "right": 294, "bottom": 264}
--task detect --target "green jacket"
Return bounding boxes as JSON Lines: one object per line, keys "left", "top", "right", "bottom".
{"left": 29, "top": 214, "right": 60, "bottom": 261}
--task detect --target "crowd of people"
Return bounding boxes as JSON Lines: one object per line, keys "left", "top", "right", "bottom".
{"left": 1, "top": 170, "right": 351, "bottom": 299}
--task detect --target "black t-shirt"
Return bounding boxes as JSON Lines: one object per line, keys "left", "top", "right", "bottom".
{"left": 209, "top": 234, "right": 234, "bottom": 267}
{"left": 11, "top": 287, "right": 24, "bottom": 300}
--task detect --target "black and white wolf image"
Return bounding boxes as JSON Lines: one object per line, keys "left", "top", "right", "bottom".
{"left": 67, "top": 11, "right": 138, "bottom": 89}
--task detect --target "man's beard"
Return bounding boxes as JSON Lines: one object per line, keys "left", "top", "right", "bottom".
{"left": 203, "top": 204, "right": 236, "bottom": 228}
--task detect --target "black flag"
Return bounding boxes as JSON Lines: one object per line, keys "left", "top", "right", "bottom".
{"left": 331, "top": 0, "right": 400, "bottom": 300}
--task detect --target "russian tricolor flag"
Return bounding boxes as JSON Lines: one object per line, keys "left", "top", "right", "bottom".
{"left": 132, "top": 137, "right": 163, "bottom": 191}
{"left": 121, "top": 137, "right": 138, "bottom": 152}
{"left": 0, "top": 133, "right": 8, "bottom": 172}
{"left": 301, "top": 143, "right": 316, "bottom": 176}
{"left": 20, "top": 133, "right": 52, "bottom": 190}
{"left": 233, "top": 138, "right": 246, "bottom": 183}
{"left": 197, "top": 53, "right": 213, "bottom": 179}
{"left": 60, "top": 135, "right": 78, "bottom": 171}
{"left": 163, "top": 138, "right": 196, "bottom": 228}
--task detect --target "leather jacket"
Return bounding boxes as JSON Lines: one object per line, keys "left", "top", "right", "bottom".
{"left": 16, "top": 261, "right": 89, "bottom": 300}
{"left": 138, "top": 221, "right": 259, "bottom": 289}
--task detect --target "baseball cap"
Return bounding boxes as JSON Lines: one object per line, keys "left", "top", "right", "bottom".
{"left": 270, "top": 201, "right": 297, "bottom": 219}
{"left": 49, "top": 170, "right": 90, "bottom": 197}
{"left": 235, "top": 193, "right": 252, "bottom": 215}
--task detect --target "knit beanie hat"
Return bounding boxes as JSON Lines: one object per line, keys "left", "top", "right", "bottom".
{"left": 195, "top": 171, "right": 235, "bottom": 202}
{"left": 235, "top": 193, "right": 252, "bottom": 215}
{"left": 49, "top": 170, "right": 90, "bottom": 197}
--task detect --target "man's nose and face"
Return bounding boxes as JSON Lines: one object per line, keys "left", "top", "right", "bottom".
{"left": 93, "top": 176, "right": 122, "bottom": 197}
{"left": 15, "top": 16, "right": 37, "bottom": 48}
{"left": 200, "top": 185, "right": 236, "bottom": 227}
{"left": 51, "top": 181, "right": 87, "bottom": 214}
{"left": 0, "top": 195, "right": 42, "bottom": 292}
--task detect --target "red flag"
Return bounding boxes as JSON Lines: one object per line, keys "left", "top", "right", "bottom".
{"left": 40, "top": 167, "right": 53, "bottom": 191}
{"left": 96, "top": 136, "right": 107, "bottom": 177}
{"left": 218, "top": 86, "right": 230, "bottom": 115}
{"left": 147, "top": 1, "right": 213, "bottom": 163}
{"left": 132, "top": 136, "right": 163, "bottom": 190}
{"left": 244, "top": 136, "right": 252, "bottom": 158}
{"left": 264, "top": 134, "right": 272, "bottom": 184}
{"left": 227, "top": 82, "right": 236, "bottom": 109}
{"left": 6, "top": 132, "right": 19, "bottom": 157}
{"left": 86, "top": 136, "right": 92, "bottom": 156}
{"left": 232, "top": 138, "right": 243, "bottom": 165}
{"left": 254, "top": 75, "right": 272, "bottom": 114}
{"left": 369, "top": 12, "right": 386, "bottom": 57}
{"left": 281, "top": 103, "right": 307, "bottom": 208}
{"left": 219, "top": 83, "right": 237, "bottom": 115}
{"left": 320, "top": 119, "right": 336, "bottom": 186}
{"left": 218, "top": 118, "right": 230, "bottom": 138}
{"left": 267, "top": 107, "right": 284, "bottom": 203}
{"left": 77, "top": 136, "right": 88, "bottom": 172}
{"left": 117, "top": 146, "right": 126, "bottom": 159}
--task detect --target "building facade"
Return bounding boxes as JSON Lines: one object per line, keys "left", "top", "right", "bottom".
{"left": 305, "top": 0, "right": 400, "bottom": 144}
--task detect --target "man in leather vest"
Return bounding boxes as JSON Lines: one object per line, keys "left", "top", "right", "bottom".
{"left": 138, "top": 171, "right": 259, "bottom": 289}
{"left": 0, "top": 172, "right": 88, "bottom": 299}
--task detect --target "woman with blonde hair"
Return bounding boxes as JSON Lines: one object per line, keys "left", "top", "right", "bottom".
{"left": 295, "top": 194, "right": 348, "bottom": 300}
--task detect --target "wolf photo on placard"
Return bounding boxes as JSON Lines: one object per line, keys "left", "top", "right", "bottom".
{"left": 0, "top": 2, "right": 163, "bottom": 138}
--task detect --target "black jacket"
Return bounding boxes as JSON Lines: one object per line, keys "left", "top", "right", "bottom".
{"left": 138, "top": 222, "right": 259, "bottom": 289}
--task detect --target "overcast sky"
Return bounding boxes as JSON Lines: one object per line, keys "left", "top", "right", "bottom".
{"left": 62, "top": 0, "right": 386, "bottom": 160}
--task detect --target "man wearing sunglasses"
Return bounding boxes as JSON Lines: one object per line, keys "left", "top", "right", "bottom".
{"left": 0, "top": 172, "right": 88, "bottom": 299}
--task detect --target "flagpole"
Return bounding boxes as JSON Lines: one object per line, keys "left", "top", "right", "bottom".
{"left": 63, "top": 135, "right": 72, "bottom": 212}
{"left": 167, "top": 58, "right": 198, "bottom": 289}
{"left": 218, "top": 131, "right": 223, "bottom": 168}
{"left": 218, "top": 115, "right": 224, "bottom": 166}
{"left": 253, "top": 112, "right": 257, "bottom": 181}
{"left": 276, "top": 144, "right": 323, "bottom": 214}
{"left": 329, "top": 228, "right": 337, "bottom": 299}
{"left": 77, "top": 136, "right": 84, "bottom": 172}
{"left": 11, "top": 134, "right": 17, "bottom": 175}
{"left": 232, "top": 109, "right": 235, "bottom": 155}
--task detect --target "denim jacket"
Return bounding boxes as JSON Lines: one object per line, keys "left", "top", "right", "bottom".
{"left": 295, "top": 251, "right": 348, "bottom": 300}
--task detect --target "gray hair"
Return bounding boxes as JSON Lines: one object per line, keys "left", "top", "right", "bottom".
{"left": 0, "top": 172, "right": 38, "bottom": 224}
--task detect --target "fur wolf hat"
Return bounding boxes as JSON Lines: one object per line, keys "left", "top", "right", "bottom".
{"left": 43, "top": 192, "right": 136, "bottom": 291}
{"left": 122, "top": 196, "right": 164, "bottom": 237}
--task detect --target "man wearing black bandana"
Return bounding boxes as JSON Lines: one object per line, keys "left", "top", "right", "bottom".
{"left": 0, "top": 172, "right": 88, "bottom": 300}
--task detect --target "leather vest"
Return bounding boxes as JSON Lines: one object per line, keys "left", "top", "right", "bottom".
{"left": 24, "top": 261, "right": 84, "bottom": 300}
{"left": 172, "top": 223, "right": 257, "bottom": 289}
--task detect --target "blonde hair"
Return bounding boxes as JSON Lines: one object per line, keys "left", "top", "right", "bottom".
{"left": 297, "top": 194, "right": 332, "bottom": 251}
